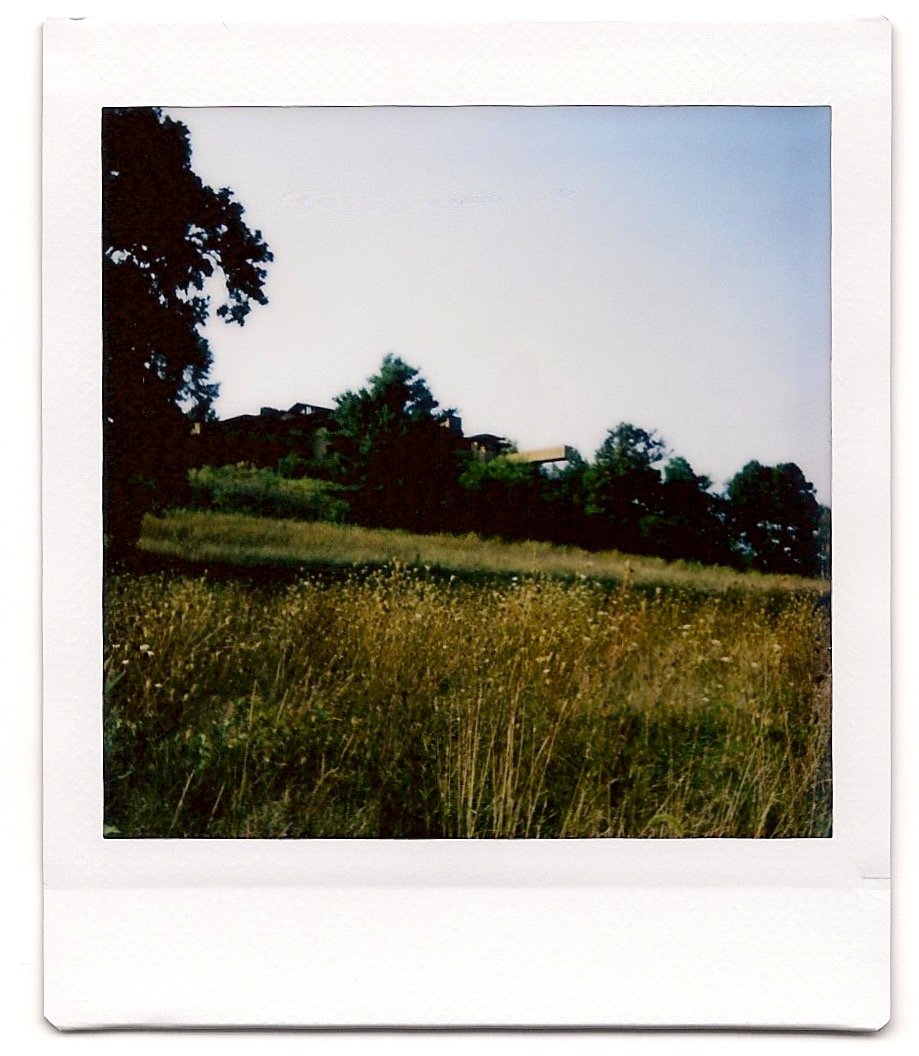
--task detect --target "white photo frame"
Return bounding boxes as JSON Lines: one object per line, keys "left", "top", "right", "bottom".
{"left": 42, "top": 19, "right": 890, "bottom": 1029}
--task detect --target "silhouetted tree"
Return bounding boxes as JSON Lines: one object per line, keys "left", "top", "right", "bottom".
{"left": 332, "top": 355, "right": 461, "bottom": 530}
{"left": 540, "top": 449, "right": 589, "bottom": 546}
{"left": 653, "top": 455, "right": 732, "bottom": 564}
{"left": 726, "top": 461, "right": 821, "bottom": 575}
{"left": 103, "top": 107, "right": 272, "bottom": 551}
{"left": 583, "top": 424, "right": 669, "bottom": 552}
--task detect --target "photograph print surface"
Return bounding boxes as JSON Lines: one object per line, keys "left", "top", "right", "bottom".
{"left": 103, "top": 103, "right": 832, "bottom": 839}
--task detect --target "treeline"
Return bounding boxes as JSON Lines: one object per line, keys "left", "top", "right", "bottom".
{"left": 197, "top": 355, "right": 828, "bottom": 579}
{"left": 100, "top": 109, "right": 827, "bottom": 578}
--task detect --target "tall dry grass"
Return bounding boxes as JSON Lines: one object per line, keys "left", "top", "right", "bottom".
{"left": 104, "top": 556, "right": 831, "bottom": 838}
{"left": 140, "top": 509, "right": 828, "bottom": 596}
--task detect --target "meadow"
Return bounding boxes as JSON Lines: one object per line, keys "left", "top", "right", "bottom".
{"left": 103, "top": 510, "right": 831, "bottom": 838}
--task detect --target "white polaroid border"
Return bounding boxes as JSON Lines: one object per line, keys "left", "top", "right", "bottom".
{"left": 42, "top": 19, "right": 890, "bottom": 1029}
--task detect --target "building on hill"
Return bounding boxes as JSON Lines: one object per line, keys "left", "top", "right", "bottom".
{"left": 506, "top": 445, "right": 577, "bottom": 466}
{"left": 466, "top": 433, "right": 512, "bottom": 460}
{"left": 191, "top": 402, "right": 571, "bottom": 472}
{"left": 191, "top": 402, "right": 336, "bottom": 469}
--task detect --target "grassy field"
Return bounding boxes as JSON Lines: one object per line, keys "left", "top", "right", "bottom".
{"left": 103, "top": 510, "right": 832, "bottom": 838}
{"left": 139, "top": 509, "right": 829, "bottom": 595}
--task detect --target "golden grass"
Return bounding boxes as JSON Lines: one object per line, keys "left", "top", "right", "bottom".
{"left": 104, "top": 548, "right": 831, "bottom": 838}
{"left": 140, "top": 509, "right": 829, "bottom": 596}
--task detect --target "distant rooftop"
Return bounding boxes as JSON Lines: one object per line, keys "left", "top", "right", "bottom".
{"left": 209, "top": 405, "right": 570, "bottom": 464}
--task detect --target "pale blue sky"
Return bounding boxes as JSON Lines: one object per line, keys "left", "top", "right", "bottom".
{"left": 168, "top": 105, "right": 831, "bottom": 501}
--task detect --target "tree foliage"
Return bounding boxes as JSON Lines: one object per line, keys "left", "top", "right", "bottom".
{"left": 654, "top": 456, "right": 731, "bottom": 565}
{"left": 103, "top": 106, "right": 272, "bottom": 549}
{"left": 332, "top": 354, "right": 440, "bottom": 473}
{"left": 726, "top": 461, "right": 821, "bottom": 575}
{"left": 324, "top": 371, "right": 827, "bottom": 576}
{"left": 456, "top": 453, "right": 545, "bottom": 541}
{"left": 583, "top": 423, "right": 670, "bottom": 551}
{"left": 331, "top": 355, "right": 459, "bottom": 530}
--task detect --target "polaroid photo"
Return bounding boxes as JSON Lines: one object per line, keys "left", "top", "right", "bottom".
{"left": 42, "top": 18, "right": 890, "bottom": 1029}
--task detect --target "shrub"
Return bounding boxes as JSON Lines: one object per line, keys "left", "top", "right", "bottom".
{"left": 187, "top": 464, "right": 349, "bottom": 523}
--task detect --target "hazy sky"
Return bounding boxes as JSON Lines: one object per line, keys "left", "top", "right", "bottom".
{"left": 167, "top": 104, "right": 831, "bottom": 501}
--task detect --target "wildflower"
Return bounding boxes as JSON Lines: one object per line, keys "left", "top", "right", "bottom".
{"left": 719, "top": 656, "right": 732, "bottom": 664}
{"left": 139, "top": 643, "right": 152, "bottom": 654}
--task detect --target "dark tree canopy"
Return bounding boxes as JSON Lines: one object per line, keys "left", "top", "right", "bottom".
{"left": 655, "top": 455, "right": 731, "bottom": 565}
{"left": 582, "top": 423, "right": 670, "bottom": 551}
{"left": 333, "top": 354, "right": 440, "bottom": 457}
{"left": 331, "top": 355, "right": 459, "bottom": 530}
{"left": 663, "top": 455, "right": 708, "bottom": 490}
{"left": 103, "top": 107, "right": 272, "bottom": 548}
{"left": 726, "top": 461, "right": 821, "bottom": 576}
{"left": 593, "top": 423, "right": 669, "bottom": 475}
